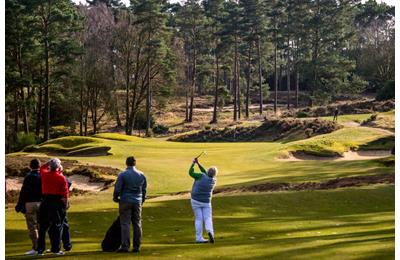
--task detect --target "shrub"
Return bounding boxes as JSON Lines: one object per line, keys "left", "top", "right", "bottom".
{"left": 15, "top": 132, "right": 37, "bottom": 151}
{"left": 135, "top": 111, "right": 155, "bottom": 130}
{"left": 50, "top": 125, "right": 76, "bottom": 139}
{"left": 376, "top": 80, "right": 395, "bottom": 101}
{"left": 152, "top": 124, "right": 169, "bottom": 135}
{"left": 296, "top": 111, "right": 309, "bottom": 118}
{"left": 305, "top": 128, "right": 313, "bottom": 138}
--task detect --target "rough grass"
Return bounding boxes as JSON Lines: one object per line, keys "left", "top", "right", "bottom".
{"left": 170, "top": 118, "right": 340, "bottom": 143}
{"left": 5, "top": 185, "right": 394, "bottom": 259}
{"left": 362, "top": 110, "right": 395, "bottom": 131}
{"left": 285, "top": 127, "right": 393, "bottom": 157}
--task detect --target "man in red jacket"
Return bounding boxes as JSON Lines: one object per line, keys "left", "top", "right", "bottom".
{"left": 37, "top": 158, "right": 69, "bottom": 256}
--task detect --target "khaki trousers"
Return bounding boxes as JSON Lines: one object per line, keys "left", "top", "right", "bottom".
{"left": 25, "top": 202, "right": 41, "bottom": 250}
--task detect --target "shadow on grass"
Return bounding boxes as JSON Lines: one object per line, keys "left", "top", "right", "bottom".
{"left": 6, "top": 186, "right": 394, "bottom": 259}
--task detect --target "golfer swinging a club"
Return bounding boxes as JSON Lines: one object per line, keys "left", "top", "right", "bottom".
{"left": 189, "top": 152, "right": 217, "bottom": 243}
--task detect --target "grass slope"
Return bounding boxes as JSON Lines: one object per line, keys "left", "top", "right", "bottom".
{"left": 285, "top": 127, "right": 393, "bottom": 157}
{"left": 5, "top": 185, "right": 394, "bottom": 259}
{"left": 11, "top": 129, "right": 394, "bottom": 194}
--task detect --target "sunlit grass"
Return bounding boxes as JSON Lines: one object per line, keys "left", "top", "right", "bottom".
{"left": 5, "top": 185, "right": 394, "bottom": 259}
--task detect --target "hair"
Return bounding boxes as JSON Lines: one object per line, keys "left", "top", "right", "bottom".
{"left": 207, "top": 167, "right": 218, "bottom": 178}
{"left": 126, "top": 156, "right": 136, "bottom": 167}
{"left": 49, "top": 158, "right": 62, "bottom": 171}
{"left": 30, "top": 159, "right": 41, "bottom": 170}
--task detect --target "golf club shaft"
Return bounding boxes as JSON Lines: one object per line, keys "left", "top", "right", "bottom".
{"left": 195, "top": 151, "right": 205, "bottom": 159}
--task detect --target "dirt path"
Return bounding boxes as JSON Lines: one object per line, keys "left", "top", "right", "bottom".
{"left": 278, "top": 150, "right": 392, "bottom": 162}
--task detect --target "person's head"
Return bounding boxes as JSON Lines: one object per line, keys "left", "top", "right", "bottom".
{"left": 48, "top": 158, "right": 62, "bottom": 172}
{"left": 30, "top": 159, "right": 41, "bottom": 170}
{"left": 207, "top": 166, "right": 218, "bottom": 178}
{"left": 126, "top": 156, "right": 136, "bottom": 167}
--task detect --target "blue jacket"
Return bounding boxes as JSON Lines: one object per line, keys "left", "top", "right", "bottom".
{"left": 113, "top": 167, "right": 147, "bottom": 204}
{"left": 189, "top": 163, "right": 216, "bottom": 204}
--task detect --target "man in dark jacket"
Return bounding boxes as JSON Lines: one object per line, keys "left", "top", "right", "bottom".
{"left": 15, "top": 159, "right": 42, "bottom": 256}
{"left": 113, "top": 156, "right": 147, "bottom": 253}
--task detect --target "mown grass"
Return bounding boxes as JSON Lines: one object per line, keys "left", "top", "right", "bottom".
{"left": 5, "top": 185, "right": 394, "bottom": 259}
{"left": 11, "top": 127, "right": 394, "bottom": 194}
{"left": 286, "top": 127, "right": 393, "bottom": 157}
{"left": 318, "top": 113, "right": 373, "bottom": 124}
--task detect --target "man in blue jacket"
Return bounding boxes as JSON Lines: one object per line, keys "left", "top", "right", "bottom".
{"left": 15, "top": 159, "right": 42, "bottom": 255}
{"left": 113, "top": 156, "right": 147, "bottom": 253}
{"left": 189, "top": 158, "right": 217, "bottom": 244}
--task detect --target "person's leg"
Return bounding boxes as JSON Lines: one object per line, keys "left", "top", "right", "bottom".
{"left": 48, "top": 202, "right": 65, "bottom": 253}
{"left": 202, "top": 205, "right": 214, "bottom": 236}
{"left": 62, "top": 216, "right": 72, "bottom": 251}
{"left": 25, "top": 202, "right": 40, "bottom": 250}
{"left": 202, "top": 204, "right": 214, "bottom": 243}
{"left": 191, "top": 200, "right": 205, "bottom": 242}
{"left": 37, "top": 202, "right": 50, "bottom": 254}
{"left": 131, "top": 203, "right": 142, "bottom": 251}
{"left": 119, "top": 202, "right": 132, "bottom": 251}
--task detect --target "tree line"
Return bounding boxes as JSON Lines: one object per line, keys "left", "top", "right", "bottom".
{"left": 5, "top": 0, "right": 394, "bottom": 152}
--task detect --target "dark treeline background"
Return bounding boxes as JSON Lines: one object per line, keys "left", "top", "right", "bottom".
{"left": 5, "top": 0, "right": 394, "bottom": 152}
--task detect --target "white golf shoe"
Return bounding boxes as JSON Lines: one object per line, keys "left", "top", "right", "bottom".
{"left": 24, "top": 249, "right": 38, "bottom": 256}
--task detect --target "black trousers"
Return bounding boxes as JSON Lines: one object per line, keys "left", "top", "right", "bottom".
{"left": 62, "top": 216, "right": 71, "bottom": 250}
{"left": 119, "top": 202, "right": 142, "bottom": 250}
{"left": 37, "top": 197, "right": 66, "bottom": 253}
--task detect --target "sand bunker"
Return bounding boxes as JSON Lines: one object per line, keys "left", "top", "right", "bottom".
{"left": 68, "top": 175, "right": 105, "bottom": 192}
{"left": 5, "top": 175, "right": 105, "bottom": 192}
{"left": 278, "top": 150, "right": 392, "bottom": 162}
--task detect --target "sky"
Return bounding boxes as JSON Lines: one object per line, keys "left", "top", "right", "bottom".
{"left": 72, "top": 0, "right": 396, "bottom": 7}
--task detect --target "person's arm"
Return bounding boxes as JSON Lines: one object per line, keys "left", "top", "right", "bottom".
{"left": 197, "top": 162, "right": 207, "bottom": 174}
{"left": 15, "top": 175, "right": 30, "bottom": 213}
{"left": 60, "top": 175, "right": 69, "bottom": 208}
{"left": 39, "top": 163, "right": 49, "bottom": 176}
{"left": 142, "top": 176, "right": 147, "bottom": 205}
{"left": 113, "top": 173, "right": 123, "bottom": 202}
{"left": 189, "top": 162, "right": 203, "bottom": 180}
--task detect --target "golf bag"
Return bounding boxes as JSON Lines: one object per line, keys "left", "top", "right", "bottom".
{"left": 101, "top": 216, "right": 121, "bottom": 252}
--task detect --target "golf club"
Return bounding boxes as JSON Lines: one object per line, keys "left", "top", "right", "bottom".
{"left": 195, "top": 151, "right": 207, "bottom": 159}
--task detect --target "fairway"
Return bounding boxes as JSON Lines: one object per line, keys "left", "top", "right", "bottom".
{"left": 5, "top": 128, "right": 395, "bottom": 259}
{"left": 6, "top": 186, "right": 394, "bottom": 259}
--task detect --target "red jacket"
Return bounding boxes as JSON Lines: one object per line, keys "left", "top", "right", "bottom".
{"left": 40, "top": 164, "right": 69, "bottom": 199}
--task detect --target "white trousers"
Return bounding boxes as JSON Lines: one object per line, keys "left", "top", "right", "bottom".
{"left": 191, "top": 199, "right": 214, "bottom": 241}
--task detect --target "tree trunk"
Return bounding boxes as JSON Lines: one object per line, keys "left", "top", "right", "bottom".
{"left": 43, "top": 30, "right": 50, "bottom": 141}
{"left": 274, "top": 30, "right": 278, "bottom": 114}
{"left": 185, "top": 62, "right": 190, "bottom": 122}
{"left": 145, "top": 55, "right": 151, "bottom": 136}
{"left": 257, "top": 37, "right": 263, "bottom": 115}
{"left": 125, "top": 52, "right": 131, "bottom": 135}
{"left": 188, "top": 47, "right": 196, "bottom": 123}
{"left": 211, "top": 54, "right": 219, "bottom": 124}
{"left": 246, "top": 45, "right": 252, "bottom": 118}
{"left": 287, "top": 47, "right": 290, "bottom": 110}
{"left": 233, "top": 35, "right": 238, "bottom": 121}
{"left": 237, "top": 59, "right": 241, "bottom": 120}
{"left": 84, "top": 105, "right": 89, "bottom": 136}
{"left": 35, "top": 85, "right": 42, "bottom": 137}
{"left": 13, "top": 89, "right": 19, "bottom": 141}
